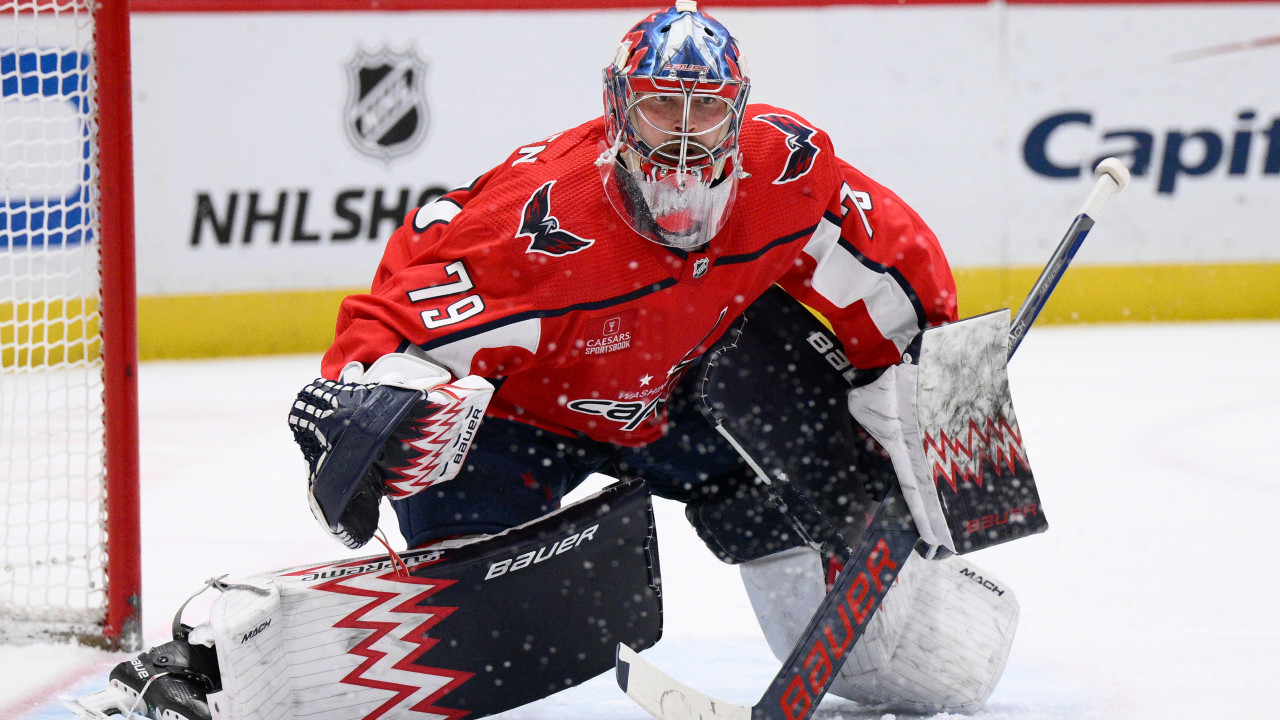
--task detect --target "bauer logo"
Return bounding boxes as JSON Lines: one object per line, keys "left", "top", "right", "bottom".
{"left": 484, "top": 524, "right": 598, "bottom": 580}
{"left": 343, "top": 46, "right": 429, "bottom": 162}
{"left": 0, "top": 51, "right": 92, "bottom": 248}
{"left": 805, "top": 330, "right": 860, "bottom": 385}
{"left": 1023, "top": 109, "right": 1280, "bottom": 194}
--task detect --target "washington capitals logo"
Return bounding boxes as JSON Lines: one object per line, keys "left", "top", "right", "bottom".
{"left": 517, "top": 181, "right": 595, "bottom": 256}
{"left": 755, "top": 113, "right": 820, "bottom": 184}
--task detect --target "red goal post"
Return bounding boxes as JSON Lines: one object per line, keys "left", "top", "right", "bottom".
{"left": 0, "top": 0, "right": 140, "bottom": 650}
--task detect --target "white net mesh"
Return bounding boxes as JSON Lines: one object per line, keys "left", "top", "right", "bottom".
{"left": 0, "top": 0, "right": 109, "bottom": 643}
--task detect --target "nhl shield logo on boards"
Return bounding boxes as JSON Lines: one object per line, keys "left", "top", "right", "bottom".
{"left": 344, "top": 46, "right": 429, "bottom": 162}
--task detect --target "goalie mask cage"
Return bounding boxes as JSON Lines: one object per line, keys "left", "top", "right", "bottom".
{"left": 1, "top": 0, "right": 140, "bottom": 650}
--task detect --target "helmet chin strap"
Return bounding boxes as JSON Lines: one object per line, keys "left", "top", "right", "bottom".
{"left": 594, "top": 134, "right": 627, "bottom": 168}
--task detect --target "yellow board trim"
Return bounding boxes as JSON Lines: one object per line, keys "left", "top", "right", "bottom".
{"left": 2, "top": 262, "right": 1265, "bottom": 363}
{"left": 137, "top": 288, "right": 351, "bottom": 360}
{"left": 954, "top": 262, "right": 1280, "bottom": 324}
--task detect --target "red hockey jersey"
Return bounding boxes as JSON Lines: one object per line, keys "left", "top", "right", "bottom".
{"left": 323, "top": 104, "right": 956, "bottom": 446}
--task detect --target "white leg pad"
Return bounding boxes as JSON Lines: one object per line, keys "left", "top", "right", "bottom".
{"left": 740, "top": 547, "right": 1018, "bottom": 714}
{"left": 742, "top": 546, "right": 915, "bottom": 675}
{"left": 741, "top": 547, "right": 829, "bottom": 661}
{"left": 188, "top": 566, "right": 466, "bottom": 720}
{"left": 201, "top": 578, "right": 291, "bottom": 720}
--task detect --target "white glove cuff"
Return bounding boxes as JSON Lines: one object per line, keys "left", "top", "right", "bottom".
{"left": 339, "top": 353, "right": 451, "bottom": 391}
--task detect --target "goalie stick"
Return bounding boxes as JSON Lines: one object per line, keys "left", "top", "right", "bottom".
{"left": 615, "top": 158, "right": 1132, "bottom": 720}
{"left": 1008, "top": 158, "right": 1131, "bottom": 357}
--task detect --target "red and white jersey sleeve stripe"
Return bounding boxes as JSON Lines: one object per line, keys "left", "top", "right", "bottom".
{"left": 779, "top": 159, "right": 958, "bottom": 371}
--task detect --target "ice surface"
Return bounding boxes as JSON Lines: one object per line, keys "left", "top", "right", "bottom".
{"left": 3, "top": 321, "right": 1279, "bottom": 719}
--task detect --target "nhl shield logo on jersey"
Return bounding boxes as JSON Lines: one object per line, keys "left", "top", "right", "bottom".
{"left": 517, "top": 181, "right": 595, "bottom": 256}
{"left": 692, "top": 257, "right": 710, "bottom": 279}
{"left": 343, "top": 46, "right": 429, "bottom": 162}
{"left": 754, "top": 113, "right": 820, "bottom": 184}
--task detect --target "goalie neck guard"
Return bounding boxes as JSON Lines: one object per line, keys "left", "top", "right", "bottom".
{"left": 599, "top": 1, "right": 751, "bottom": 250}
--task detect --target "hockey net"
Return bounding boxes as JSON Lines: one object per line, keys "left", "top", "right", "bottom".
{"left": 1, "top": 0, "right": 139, "bottom": 649}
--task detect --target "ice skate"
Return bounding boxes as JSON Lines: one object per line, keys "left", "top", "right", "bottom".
{"left": 65, "top": 636, "right": 220, "bottom": 720}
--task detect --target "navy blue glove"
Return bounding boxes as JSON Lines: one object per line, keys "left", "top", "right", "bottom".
{"left": 288, "top": 354, "right": 493, "bottom": 548}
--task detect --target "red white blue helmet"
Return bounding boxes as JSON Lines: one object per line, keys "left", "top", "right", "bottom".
{"left": 598, "top": 2, "right": 751, "bottom": 250}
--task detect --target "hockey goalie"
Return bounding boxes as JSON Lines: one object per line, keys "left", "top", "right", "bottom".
{"left": 69, "top": 3, "right": 1033, "bottom": 718}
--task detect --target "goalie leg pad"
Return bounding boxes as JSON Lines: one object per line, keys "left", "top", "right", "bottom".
{"left": 833, "top": 553, "right": 1019, "bottom": 713}
{"left": 201, "top": 579, "right": 288, "bottom": 719}
{"left": 741, "top": 547, "right": 913, "bottom": 687}
{"left": 194, "top": 479, "right": 662, "bottom": 720}
{"left": 741, "top": 547, "right": 1018, "bottom": 714}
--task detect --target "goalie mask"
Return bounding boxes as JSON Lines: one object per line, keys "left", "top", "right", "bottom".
{"left": 598, "top": 1, "right": 751, "bottom": 250}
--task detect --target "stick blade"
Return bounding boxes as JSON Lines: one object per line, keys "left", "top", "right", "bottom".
{"left": 616, "top": 644, "right": 753, "bottom": 720}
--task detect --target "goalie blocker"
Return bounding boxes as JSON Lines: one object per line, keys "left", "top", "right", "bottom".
{"left": 849, "top": 309, "right": 1048, "bottom": 555}
{"left": 68, "top": 479, "right": 661, "bottom": 720}
{"left": 698, "top": 285, "right": 1047, "bottom": 558}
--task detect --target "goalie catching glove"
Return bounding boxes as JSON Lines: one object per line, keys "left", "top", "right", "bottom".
{"left": 288, "top": 353, "right": 493, "bottom": 548}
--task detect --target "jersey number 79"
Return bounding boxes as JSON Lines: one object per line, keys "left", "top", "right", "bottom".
{"left": 407, "top": 260, "right": 487, "bottom": 329}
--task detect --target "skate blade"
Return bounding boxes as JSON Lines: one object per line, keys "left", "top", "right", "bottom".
{"left": 63, "top": 683, "right": 146, "bottom": 719}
